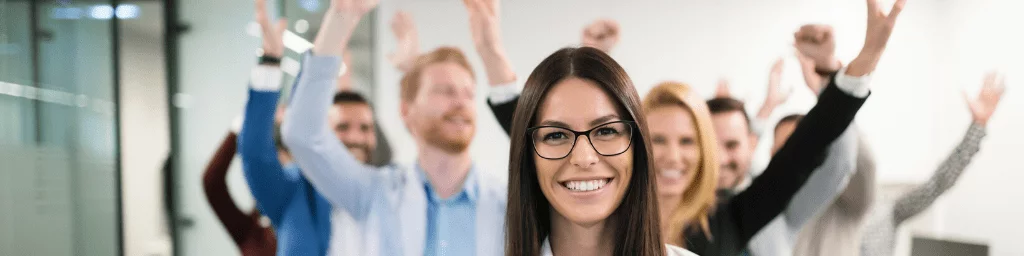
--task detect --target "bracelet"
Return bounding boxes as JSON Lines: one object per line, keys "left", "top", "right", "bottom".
{"left": 259, "top": 55, "right": 281, "bottom": 65}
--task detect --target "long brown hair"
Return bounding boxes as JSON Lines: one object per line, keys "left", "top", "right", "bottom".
{"left": 505, "top": 47, "right": 664, "bottom": 256}
{"left": 642, "top": 81, "right": 720, "bottom": 246}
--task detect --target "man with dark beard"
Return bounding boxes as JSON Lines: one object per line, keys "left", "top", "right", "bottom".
{"left": 329, "top": 92, "right": 378, "bottom": 164}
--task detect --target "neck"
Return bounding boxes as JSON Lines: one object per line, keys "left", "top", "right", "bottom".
{"left": 549, "top": 211, "right": 615, "bottom": 256}
{"left": 417, "top": 145, "right": 473, "bottom": 199}
{"left": 278, "top": 151, "right": 293, "bottom": 165}
{"left": 658, "top": 195, "right": 682, "bottom": 244}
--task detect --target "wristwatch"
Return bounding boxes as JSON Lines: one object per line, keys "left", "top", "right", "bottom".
{"left": 259, "top": 55, "right": 282, "bottom": 66}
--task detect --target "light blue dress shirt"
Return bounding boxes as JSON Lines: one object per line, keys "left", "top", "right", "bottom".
{"left": 281, "top": 52, "right": 506, "bottom": 256}
{"left": 419, "top": 167, "right": 478, "bottom": 256}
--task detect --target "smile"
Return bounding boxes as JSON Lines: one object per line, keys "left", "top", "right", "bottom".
{"left": 659, "top": 169, "right": 683, "bottom": 179}
{"left": 561, "top": 178, "right": 612, "bottom": 192}
{"left": 445, "top": 116, "right": 472, "bottom": 125}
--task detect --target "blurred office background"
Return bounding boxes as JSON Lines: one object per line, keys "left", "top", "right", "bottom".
{"left": 1, "top": 0, "right": 1022, "bottom": 255}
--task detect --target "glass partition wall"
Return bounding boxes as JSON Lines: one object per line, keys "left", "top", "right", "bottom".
{"left": 0, "top": 0, "right": 122, "bottom": 255}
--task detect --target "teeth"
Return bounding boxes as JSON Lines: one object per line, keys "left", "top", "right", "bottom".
{"left": 564, "top": 179, "right": 608, "bottom": 192}
{"left": 660, "top": 169, "right": 683, "bottom": 179}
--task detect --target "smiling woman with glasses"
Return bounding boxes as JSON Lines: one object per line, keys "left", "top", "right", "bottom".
{"left": 504, "top": 47, "right": 696, "bottom": 256}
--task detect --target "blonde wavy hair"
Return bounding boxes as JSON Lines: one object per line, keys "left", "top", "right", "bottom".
{"left": 641, "top": 81, "right": 720, "bottom": 246}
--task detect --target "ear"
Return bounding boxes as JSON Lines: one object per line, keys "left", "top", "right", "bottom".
{"left": 400, "top": 100, "right": 414, "bottom": 133}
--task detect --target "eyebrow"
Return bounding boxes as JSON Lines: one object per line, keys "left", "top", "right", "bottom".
{"left": 538, "top": 114, "right": 622, "bottom": 129}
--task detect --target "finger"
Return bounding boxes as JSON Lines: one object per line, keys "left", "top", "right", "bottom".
{"left": 462, "top": 0, "right": 477, "bottom": 12}
{"left": 773, "top": 58, "right": 785, "bottom": 71}
{"left": 781, "top": 85, "right": 794, "bottom": 100}
{"left": 275, "top": 18, "right": 288, "bottom": 37}
{"left": 584, "top": 23, "right": 599, "bottom": 37}
{"left": 391, "top": 12, "right": 405, "bottom": 32}
{"left": 255, "top": 0, "right": 267, "bottom": 14}
{"left": 716, "top": 79, "right": 732, "bottom": 97}
{"left": 254, "top": 0, "right": 270, "bottom": 24}
{"left": 799, "top": 24, "right": 815, "bottom": 34}
{"left": 481, "top": 0, "right": 499, "bottom": 17}
{"left": 606, "top": 19, "right": 621, "bottom": 34}
{"left": 887, "top": 0, "right": 907, "bottom": 22}
{"left": 815, "top": 29, "right": 828, "bottom": 43}
{"left": 984, "top": 71, "right": 998, "bottom": 88}
{"left": 866, "top": 0, "right": 880, "bottom": 14}
{"left": 962, "top": 92, "right": 976, "bottom": 115}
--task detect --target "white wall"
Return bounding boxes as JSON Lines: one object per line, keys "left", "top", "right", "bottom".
{"left": 176, "top": 0, "right": 258, "bottom": 254}
{"left": 120, "top": 2, "right": 173, "bottom": 255}
{"left": 373, "top": 0, "right": 1024, "bottom": 255}
{"left": 927, "top": 1, "right": 1024, "bottom": 255}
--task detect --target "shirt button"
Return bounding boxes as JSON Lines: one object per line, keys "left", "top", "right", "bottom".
{"left": 440, "top": 240, "right": 448, "bottom": 247}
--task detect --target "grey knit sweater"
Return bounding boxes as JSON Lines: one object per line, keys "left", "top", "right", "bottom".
{"left": 859, "top": 123, "right": 986, "bottom": 256}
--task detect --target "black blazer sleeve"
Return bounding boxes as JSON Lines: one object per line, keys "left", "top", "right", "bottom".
{"left": 722, "top": 74, "right": 869, "bottom": 248}
{"left": 488, "top": 97, "right": 519, "bottom": 136}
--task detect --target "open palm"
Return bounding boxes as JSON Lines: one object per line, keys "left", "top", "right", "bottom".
{"left": 388, "top": 11, "right": 420, "bottom": 72}
{"left": 965, "top": 72, "right": 1006, "bottom": 125}
{"left": 464, "top": 0, "right": 503, "bottom": 50}
{"left": 255, "top": 0, "right": 287, "bottom": 58}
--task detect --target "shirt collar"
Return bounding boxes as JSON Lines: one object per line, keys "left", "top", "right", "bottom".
{"left": 541, "top": 237, "right": 553, "bottom": 256}
{"left": 415, "top": 162, "right": 479, "bottom": 203}
{"left": 282, "top": 162, "right": 300, "bottom": 171}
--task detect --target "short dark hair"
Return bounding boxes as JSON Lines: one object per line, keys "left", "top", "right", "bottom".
{"left": 774, "top": 114, "right": 805, "bottom": 134}
{"left": 706, "top": 97, "right": 752, "bottom": 133}
{"left": 333, "top": 91, "right": 370, "bottom": 105}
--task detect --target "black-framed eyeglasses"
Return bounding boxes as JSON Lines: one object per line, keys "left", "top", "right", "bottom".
{"left": 526, "top": 120, "right": 636, "bottom": 160}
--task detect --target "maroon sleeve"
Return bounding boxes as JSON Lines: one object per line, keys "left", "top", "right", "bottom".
{"left": 201, "top": 133, "right": 255, "bottom": 246}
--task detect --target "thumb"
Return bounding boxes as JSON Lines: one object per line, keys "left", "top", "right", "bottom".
{"left": 963, "top": 90, "right": 978, "bottom": 112}
{"left": 275, "top": 19, "right": 288, "bottom": 37}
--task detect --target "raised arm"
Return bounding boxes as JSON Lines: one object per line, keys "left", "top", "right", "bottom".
{"left": 779, "top": 24, "right": 864, "bottom": 231}
{"left": 751, "top": 58, "right": 790, "bottom": 136}
{"left": 236, "top": 0, "right": 301, "bottom": 224}
{"left": 835, "top": 136, "right": 877, "bottom": 218}
{"left": 282, "top": 0, "right": 381, "bottom": 220}
{"left": 201, "top": 132, "right": 252, "bottom": 245}
{"left": 388, "top": 11, "right": 419, "bottom": 73}
{"left": 463, "top": 0, "right": 520, "bottom": 135}
{"left": 891, "top": 72, "right": 1003, "bottom": 224}
{"left": 725, "top": 0, "right": 906, "bottom": 245}
{"left": 780, "top": 127, "right": 858, "bottom": 232}
{"left": 238, "top": 67, "right": 300, "bottom": 222}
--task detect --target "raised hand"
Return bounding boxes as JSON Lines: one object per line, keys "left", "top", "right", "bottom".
{"left": 581, "top": 19, "right": 621, "bottom": 53}
{"left": 965, "top": 72, "right": 1006, "bottom": 126}
{"left": 462, "top": 0, "right": 516, "bottom": 86}
{"left": 312, "top": 0, "right": 378, "bottom": 56}
{"left": 388, "top": 11, "right": 420, "bottom": 73}
{"left": 846, "top": 0, "right": 907, "bottom": 76}
{"left": 463, "top": 0, "right": 503, "bottom": 52}
{"left": 757, "top": 58, "right": 791, "bottom": 119}
{"left": 764, "top": 58, "right": 790, "bottom": 107}
{"left": 715, "top": 78, "right": 732, "bottom": 98}
{"left": 255, "top": 0, "right": 287, "bottom": 59}
{"left": 796, "top": 50, "right": 825, "bottom": 93}
{"left": 794, "top": 24, "right": 840, "bottom": 72}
